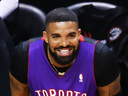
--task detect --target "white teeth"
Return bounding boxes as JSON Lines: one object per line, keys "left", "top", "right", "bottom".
{"left": 60, "top": 50, "right": 69, "bottom": 53}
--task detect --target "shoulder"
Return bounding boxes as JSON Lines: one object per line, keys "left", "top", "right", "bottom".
{"left": 10, "top": 36, "right": 43, "bottom": 84}
{"left": 11, "top": 36, "right": 43, "bottom": 69}
{"left": 14, "top": 36, "right": 43, "bottom": 53}
{"left": 81, "top": 36, "right": 106, "bottom": 53}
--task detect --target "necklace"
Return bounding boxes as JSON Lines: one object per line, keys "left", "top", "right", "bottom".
{"left": 47, "top": 46, "right": 65, "bottom": 76}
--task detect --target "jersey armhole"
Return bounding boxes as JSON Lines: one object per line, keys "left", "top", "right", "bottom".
{"left": 81, "top": 35, "right": 106, "bottom": 86}
{"left": 93, "top": 40, "right": 100, "bottom": 87}
{"left": 80, "top": 35, "right": 100, "bottom": 44}
{"left": 22, "top": 36, "right": 43, "bottom": 84}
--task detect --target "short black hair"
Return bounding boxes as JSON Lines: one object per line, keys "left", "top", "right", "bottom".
{"left": 45, "top": 7, "right": 78, "bottom": 28}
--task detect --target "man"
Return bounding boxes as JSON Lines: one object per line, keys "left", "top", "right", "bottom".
{"left": 9, "top": 7, "right": 121, "bottom": 96}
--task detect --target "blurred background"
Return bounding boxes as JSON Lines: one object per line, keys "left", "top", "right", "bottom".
{"left": 19, "top": 0, "right": 128, "bottom": 14}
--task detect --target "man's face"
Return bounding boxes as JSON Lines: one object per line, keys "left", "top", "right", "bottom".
{"left": 43, "top": 21, "right": 81, "bottom": 65}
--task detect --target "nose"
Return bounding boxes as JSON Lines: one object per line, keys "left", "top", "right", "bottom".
{"left": 60, "top": 37, "right": 69, "bottom": 47}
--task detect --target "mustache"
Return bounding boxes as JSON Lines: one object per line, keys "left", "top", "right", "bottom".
{"left": 54, "top": 45, "right": 75, "bottom": 50}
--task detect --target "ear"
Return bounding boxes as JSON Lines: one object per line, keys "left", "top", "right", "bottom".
{"left": 43, "top": 31, "right": 48, "bottom": 43}
{"left": 78, "top": 29, "right": 81, "bottom": 39}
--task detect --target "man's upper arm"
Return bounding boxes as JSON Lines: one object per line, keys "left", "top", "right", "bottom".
{"left": 97, "top": 74, "right": 121, "bottom": 96}
{"left": 9, "top": 41, "right": 29, "bottom": 95}
{"left": 9, "top": 72, "right": 30, "bottom": 96}
{"left": 94, "top": 42, "right": 121, "bottom": 96}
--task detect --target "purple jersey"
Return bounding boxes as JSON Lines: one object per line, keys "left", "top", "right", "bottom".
{"left": 28, "top": 40, "right": 97, "bottom": 96}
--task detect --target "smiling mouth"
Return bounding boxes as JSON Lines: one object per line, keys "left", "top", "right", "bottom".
{"left": 56, "top": 48, "right": 73, "bottom": 56}
{"left": 60, "top": 49, "right": 69, "bottom": 53}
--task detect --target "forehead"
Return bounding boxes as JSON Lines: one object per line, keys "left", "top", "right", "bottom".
{"left": 46, "top": 21, "right": 78, "bottom": 34}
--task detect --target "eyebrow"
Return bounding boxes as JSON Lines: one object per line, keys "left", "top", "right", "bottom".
{"left": 51, "top": 33, "right": 60, "bottom": 36}
{"left": 51, "top": 32, "right": 76, "bottom": 36}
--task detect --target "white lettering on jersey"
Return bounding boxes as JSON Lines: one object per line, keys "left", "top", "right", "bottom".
{"left": 35, "top": 89, "right": 87, "bottom": 96}
{"left": 58, "top": 89, "right": 65, "bottom": 96}
{"left": 74, "top": 91, "right": 81, "bottom": 96}
{"left": 81, "top": 93, "right": 87, "bottom": 96}
{"left": 42, "top": 89, "right": 49, "bottom": 96}
{"left": 66, "top": 90, "right": 73, "bottom": 96}
{"left": 35, "top": 90, "right": 41, "bottom": 96}
{"left": 49, "top": 89, "right": 57, "bottom": 96}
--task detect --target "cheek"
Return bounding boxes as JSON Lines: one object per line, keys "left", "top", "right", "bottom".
{"left": 48, "top": 40, "right": 58, "bottom": 52}
{"left": 71, "top": 39, "right": 79, "bottom": 50}
{"left": 74, "top": 41, "right": 79, "bottom": 50}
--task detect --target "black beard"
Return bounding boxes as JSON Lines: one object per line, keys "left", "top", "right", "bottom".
{"left": 49, "top": 44, "right": 79, "bottom": 66}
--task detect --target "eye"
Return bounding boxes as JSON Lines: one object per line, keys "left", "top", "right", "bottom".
{"left": 53, "top": 35, "right": 60, "bottom": 38}
{"left": 69, "top": 34, "right": 75, "bottom": 38}
{"left": 68, "top": 32, "right": 76, "bottom": 38}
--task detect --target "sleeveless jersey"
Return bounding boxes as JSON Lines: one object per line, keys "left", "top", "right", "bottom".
{"left": 28, "top": 39, "right": 97, "bottom": 96}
